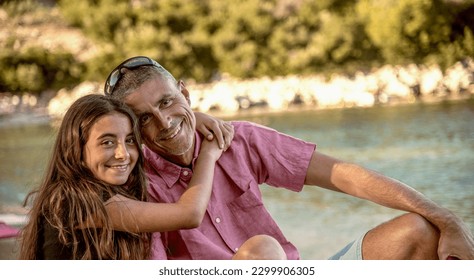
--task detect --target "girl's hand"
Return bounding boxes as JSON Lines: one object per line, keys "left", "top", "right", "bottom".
{"left": 199, "top": 138, "right": 224, "bottom": 162}
{"left": 194, "top": 112, "right": 234, "bottom": 151}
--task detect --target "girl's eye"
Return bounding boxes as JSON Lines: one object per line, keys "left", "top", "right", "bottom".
{"left": 126, "top": 137, "right": 135, "bottom": 144}
{"left": 101, "top": 140, "right": 114, "bottom": 146}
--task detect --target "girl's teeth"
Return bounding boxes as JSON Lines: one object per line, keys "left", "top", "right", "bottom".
{"left": 111, "top": 165, "right": 127, "bottom": 170}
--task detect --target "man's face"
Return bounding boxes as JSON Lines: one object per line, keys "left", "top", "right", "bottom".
{"left": 124, "top": 76, "right": 196, "bottom": 165}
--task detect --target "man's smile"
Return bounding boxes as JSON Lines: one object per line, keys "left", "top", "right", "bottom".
{"left": 159, "top": 120, "right": 183, "bottom": 141}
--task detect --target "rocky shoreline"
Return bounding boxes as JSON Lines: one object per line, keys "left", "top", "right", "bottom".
{"left": 1, "top": 59, "right": 474, "bottom": 123}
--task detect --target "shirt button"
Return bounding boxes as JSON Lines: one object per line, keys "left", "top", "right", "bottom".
{"left": 182, "top": 170, "right": 189, "bottom": 176}
{"left": 215, "top": 217, "right": 221, "bottom": 223}
{"left": 234, "top": 248, "right": 239, "bottom": 252}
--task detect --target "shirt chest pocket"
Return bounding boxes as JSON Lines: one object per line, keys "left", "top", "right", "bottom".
{"left": 227, "top": 181, "right": 285, "bottom": 239}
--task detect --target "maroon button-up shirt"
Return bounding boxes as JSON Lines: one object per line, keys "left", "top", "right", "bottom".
{"left": 144, "top": 121, "right": 316, "bottom": 259}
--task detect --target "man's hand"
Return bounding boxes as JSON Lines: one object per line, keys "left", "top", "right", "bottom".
{"left": 437, "top": 213, "right": 474, "bottom": 260}
{"left": 194, "top": 111, "right": 234, "bottom": 151}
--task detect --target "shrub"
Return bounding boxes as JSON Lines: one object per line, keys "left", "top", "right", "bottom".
{"left": 0, "top": 44, "right": 84, "bottom": 94}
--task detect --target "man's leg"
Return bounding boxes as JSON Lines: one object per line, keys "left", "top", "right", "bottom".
{"left": 232, "top": 235, "right": 287, "bottom": 260}
{"left": 362, "top": 213, "right": 440, "bottom": 259}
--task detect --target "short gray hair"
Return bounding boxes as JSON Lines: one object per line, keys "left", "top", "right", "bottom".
{"left": 111, "top": 65, "right": 177, "bottom": 100}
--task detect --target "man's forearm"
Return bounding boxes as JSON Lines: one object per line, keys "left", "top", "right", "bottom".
{"left": 331, "top": 161, "right": 456, "bottom": 230}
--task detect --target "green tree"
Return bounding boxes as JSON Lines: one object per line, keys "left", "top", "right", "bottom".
{"left": 0, "top": 44, "right": 83, "bottom": 93}
{"left": 356, "top": 0, "right": 453, "bottom": 64}
{"left": 4, "top": 0, "right": 474, "bottom": 94}
{"left": 208, "top": 0, "right": 276, "bottom": 78}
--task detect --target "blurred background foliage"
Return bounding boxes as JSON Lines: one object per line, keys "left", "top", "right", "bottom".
{"left": 1, "top": 0, "right": 474, "bottom": 95}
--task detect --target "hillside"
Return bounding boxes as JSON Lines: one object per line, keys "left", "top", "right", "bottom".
{"left": 0, "top": 2, "right": 98, "bottom": 117}
{"left": 0, "top": 2, "right": 96, "bottom": 61}
{"left": 1, "top": 1, "right": 473, "bottom": 121}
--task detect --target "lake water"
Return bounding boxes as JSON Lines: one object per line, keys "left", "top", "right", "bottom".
{"left": 0, "top": 98, "right": 473, "bottom": 259}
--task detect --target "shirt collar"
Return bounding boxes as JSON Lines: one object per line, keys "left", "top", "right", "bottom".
{"left": 143, "top": 132, "right": 202, "bottom": 189}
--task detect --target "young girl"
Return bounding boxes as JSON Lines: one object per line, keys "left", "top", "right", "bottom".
{"left": 19, "top": 94, "right": 224, "bottom": 259}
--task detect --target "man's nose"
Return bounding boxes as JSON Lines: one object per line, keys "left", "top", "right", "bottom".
{"left": 152, "top": 109, "right": 172, "bottom": 129}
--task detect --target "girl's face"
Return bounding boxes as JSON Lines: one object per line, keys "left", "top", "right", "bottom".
{"left": 83, "top": 112, "right": 139, "bottom": 186}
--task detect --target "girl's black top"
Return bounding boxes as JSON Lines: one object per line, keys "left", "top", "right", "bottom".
{"left": 38, "top": 218, "right": 97, "bottom": 260}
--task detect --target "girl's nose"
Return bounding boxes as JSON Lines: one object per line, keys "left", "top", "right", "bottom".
{"left": 115, "top": 143, "right": 130, "bottom": 160}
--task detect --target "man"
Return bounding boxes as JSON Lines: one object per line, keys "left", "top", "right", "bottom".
{"left": 104, "top": 56, "right": 474, "bottom": 260}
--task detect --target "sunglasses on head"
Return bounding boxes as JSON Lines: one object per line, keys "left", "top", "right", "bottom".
{"left": 104, "top": 56, "right": 164, "bottom": 95}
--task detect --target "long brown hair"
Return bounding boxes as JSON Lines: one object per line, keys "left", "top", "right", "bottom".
{"left": 19, "top": 94, "right": 151, "bottom": 259}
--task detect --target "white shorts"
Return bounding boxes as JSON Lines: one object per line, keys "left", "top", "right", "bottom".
{"left": 328, "top": 232, "right": 367, "bottom": 260}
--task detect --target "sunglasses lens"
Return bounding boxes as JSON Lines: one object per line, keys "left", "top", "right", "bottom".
{"left": 108, "top": 70, "right": 120, "bottom": 86}
{"left": 124, "top": 57, "right": 152, "bottom": 68}
{"left": 105, "top": 56, "right": 160, "bottom": 95}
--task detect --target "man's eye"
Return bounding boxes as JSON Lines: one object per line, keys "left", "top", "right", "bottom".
{"left": 140, "top": 114, "right": 152, "bottom": 125}
{"left": 161, "top": 99, "right": 172, "bottom": 108}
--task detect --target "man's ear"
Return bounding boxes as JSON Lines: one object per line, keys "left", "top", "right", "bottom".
{"left": 177, "top": 80, "right": 191, "bottom": 105}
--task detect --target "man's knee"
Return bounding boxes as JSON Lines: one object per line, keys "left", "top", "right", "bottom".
{"left": 363, "top": 213, "right": 439, "bottom": 259}
{"left": 232, "top": 235, "right": 287, "bottom": 260}
{"left": 398, "top": 213, "right": 439, "bottom": 242}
